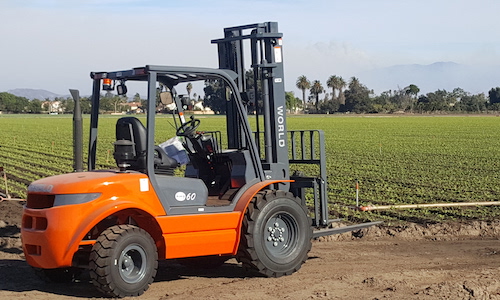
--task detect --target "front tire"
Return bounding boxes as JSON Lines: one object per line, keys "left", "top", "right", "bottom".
{"left": 89, "top": 225, "right": 158, "bottom": 297}
{"left": 237, "top": 190, "right": 312, "bottom": 277}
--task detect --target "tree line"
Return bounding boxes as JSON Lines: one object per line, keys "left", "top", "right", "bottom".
{"left": 294, "top": 75, "right": 500, "bottom": 114}
{"left": 0, "top": 92, "right": 143, "bottom": 114}
{"left": 1, "top": 76, "right": 500, "bottom": 114}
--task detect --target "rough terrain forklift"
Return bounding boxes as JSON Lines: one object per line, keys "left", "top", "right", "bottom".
{"left": 21, "top": 22, "right": 379, "bottom": 297}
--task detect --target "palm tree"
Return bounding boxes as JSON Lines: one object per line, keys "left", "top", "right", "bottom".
{"left": 296, "top": 75, "right": 311, "bottom": 107}
{"left": 336, "top": 76, "right": 347, "bottom": 105}
{"left": 349, "top": 77, "right": 360, "bottom": 89}
{"left": 309, "top": 80, "right": 324, "bottom": 110}
{"left": 326, "top": 75, "right": 339, "bottom": 101}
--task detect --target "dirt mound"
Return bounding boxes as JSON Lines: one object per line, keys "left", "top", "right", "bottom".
{"left": 319, "top": 220, "right": 500, "bottom": 242}
{"left": 416, "top": 277, "right": 500, "bottom": 299}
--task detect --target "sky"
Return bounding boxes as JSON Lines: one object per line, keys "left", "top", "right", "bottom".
{"left": 1, "top": 0, "right": 499, "bottom": 97}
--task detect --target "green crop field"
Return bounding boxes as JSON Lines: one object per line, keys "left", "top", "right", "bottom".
{"left": 0, "top": 114, "right": 499, "bottom": 224}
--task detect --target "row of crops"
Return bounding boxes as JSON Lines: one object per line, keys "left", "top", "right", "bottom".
{"left": 0, "top": 114, "right": 499, "bottom": 224}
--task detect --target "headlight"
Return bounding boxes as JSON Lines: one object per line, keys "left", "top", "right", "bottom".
{"left": 53, "top": 193, "right": 101, "bottom": 206}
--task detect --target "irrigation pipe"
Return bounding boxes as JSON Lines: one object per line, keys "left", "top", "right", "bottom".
{"left": 0, "top": 196, "right": 25, "bottom": 203}
{"left": 359, "top": 201, "right": 500, "bottom": 211}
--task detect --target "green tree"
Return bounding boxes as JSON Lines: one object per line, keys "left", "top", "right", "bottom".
{"left": 203, "top": 79, "right": 227, "bottom": 114}
{"left": 319, "top": 93, "right": 339, "bottom": 113}
{"left": 80, "top": 97, "right": 92, "bottom": 114}
{"left": 458, "top": 93, "right": 487, "bottom": 112}
{"left": 372, "top": 91, "right": 396, "bottom": 113}
{"left": 245, "top": 68, "right": 263, "bottom": 113}
{"left": 488, "top": 87, "right": 500, "bottom": 105}
{"left": 285, "top": 91, "right": 301, "bottom": 112}
{"left": 9, "top": 96, "right": 29, "bottom": 113}
{"left": 112, "top": 95, "right": 127, "bottom": 113}
{"left": 0, "top": 92, "right": 30, "bottom": 113}
{"left": 0, "top": 92, "right": 17, "bottom": 111}
{"left": 60, "top": 97, "right": 74, "bottom": 113}
{"left": 133, "top": 93, "right": 142, "bottom": 103}
{"left": 27, "top": 99, "right": 43, "bottom": 113}
{"left": 405, "top": 84, "right": 420, "bottom": 112}
{"left": 99, "top": 93, "right": 114, "bottom": 112}
{"left": 309, "top": 80, "right": 324, "bottom": 110}
{"left": 343, "top": 77, "right": 372, "bottom": 113}
{"left": 406, "top": 84, "right": 420, "bottom": 97}
{"left": 417, "top": 90, "right": 449, "bottom": 112}
{"left": 296, "top": 75, "right": 310, "bottom": 109}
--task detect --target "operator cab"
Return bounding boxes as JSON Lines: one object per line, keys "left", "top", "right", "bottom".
{"left": 91, "top": 66, "right": 262, "bottom": 214}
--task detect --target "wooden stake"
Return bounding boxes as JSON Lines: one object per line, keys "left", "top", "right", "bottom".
{"left": 0, "top": 167, "right": 11, "bottom": 199}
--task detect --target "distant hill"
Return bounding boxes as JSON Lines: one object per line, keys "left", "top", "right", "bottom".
{"left": 357, "top": 62, "right": 499, "bottom": 95}
{"left": 7, "top": 88, "right": 65, "bottom": 100}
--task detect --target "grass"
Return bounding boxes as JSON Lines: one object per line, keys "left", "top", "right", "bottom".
{"left": 1, "top": 114, "right": 499, "bottom": 224}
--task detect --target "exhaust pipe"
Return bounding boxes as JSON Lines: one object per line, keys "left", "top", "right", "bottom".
{"left": 70, "top": 89, "right": 84, "bottom": 172}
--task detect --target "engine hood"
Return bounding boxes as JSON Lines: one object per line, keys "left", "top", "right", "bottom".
{"left": 27, "top": 170, "right": 149, "bottom": 195}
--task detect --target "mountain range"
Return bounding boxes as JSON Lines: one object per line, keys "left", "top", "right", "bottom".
{"left": 357, "top": 62, "right": 499, "bottom": 94}
{"left": 6, "top": 88, "right": 68, "bottom": 100}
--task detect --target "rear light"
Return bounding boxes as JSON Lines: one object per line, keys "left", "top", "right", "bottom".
{"left": 23, "top": 215, "right": 48, "bottom": 230}
{"left": 25, "top": 244, "right": 42, "bottom": 256}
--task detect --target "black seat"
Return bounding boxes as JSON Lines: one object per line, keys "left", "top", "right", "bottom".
{"left": 115, "top": 117, "right": 177, "bottom": 172}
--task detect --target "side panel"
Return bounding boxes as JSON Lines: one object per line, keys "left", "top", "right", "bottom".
{"left": 155, "top": 175, "right": 208, "bottom": 207}
{"left": 157, "top": 212, "right": 240, "bottom": 258}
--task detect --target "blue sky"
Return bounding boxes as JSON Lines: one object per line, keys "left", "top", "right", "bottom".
{"left": 1, "top": 0, "right": 499, "bottom": 96}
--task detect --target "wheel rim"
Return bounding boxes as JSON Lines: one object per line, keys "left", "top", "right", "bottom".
{"left": 118, "top": 244, "right": 147, "bottom": 284}
{"left": 264, "top": 212, "right": 299, "bottom": 257}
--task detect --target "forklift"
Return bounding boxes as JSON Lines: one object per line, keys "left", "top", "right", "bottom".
{"left": 21, "top": 22, "right": 380, "bottom": 297}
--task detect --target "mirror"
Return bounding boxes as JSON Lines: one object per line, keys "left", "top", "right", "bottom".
{"left": 116, "top": 84, "right": 128, "bottom": 95}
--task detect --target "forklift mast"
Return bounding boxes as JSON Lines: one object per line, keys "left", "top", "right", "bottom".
{"left": 212, "top": 22, "right": 289, "bottom": 184}
{"left": 212, "top": 22, "right": 329, "bottom": 226}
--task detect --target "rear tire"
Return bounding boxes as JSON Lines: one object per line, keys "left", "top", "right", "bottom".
{"left": 236, "top": 190, "right": 312, "bottom": 277}
{"left": 89, "top": 225, "right": 158, "bottom": 297}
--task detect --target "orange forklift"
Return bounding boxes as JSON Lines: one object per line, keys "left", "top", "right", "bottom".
{"left": 21, "top": 22, "right": 380, "bottom": 297}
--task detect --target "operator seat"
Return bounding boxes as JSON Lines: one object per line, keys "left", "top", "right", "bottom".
{"left": 115, "top": 117, "right": 177, "bottom": 173}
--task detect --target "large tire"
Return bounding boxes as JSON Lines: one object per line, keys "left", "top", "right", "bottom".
{"left": 89, "top": 225, "right": 158, "bottom": 297}
{"left": 236, "top": 190, "right": 312, "bottom": 277}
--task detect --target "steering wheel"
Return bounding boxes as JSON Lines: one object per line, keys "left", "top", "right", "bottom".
{"left": 176, "top": 117, "right": 201, "bottom": 137}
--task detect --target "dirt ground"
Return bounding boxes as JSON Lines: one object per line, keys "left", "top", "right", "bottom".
{"left": 1, "top": 200, "right": 500, "bottom": 300}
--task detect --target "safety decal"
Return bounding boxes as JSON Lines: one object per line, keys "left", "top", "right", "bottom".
{"left": 139, "top": 178, "right": 149, "bottom": 192}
